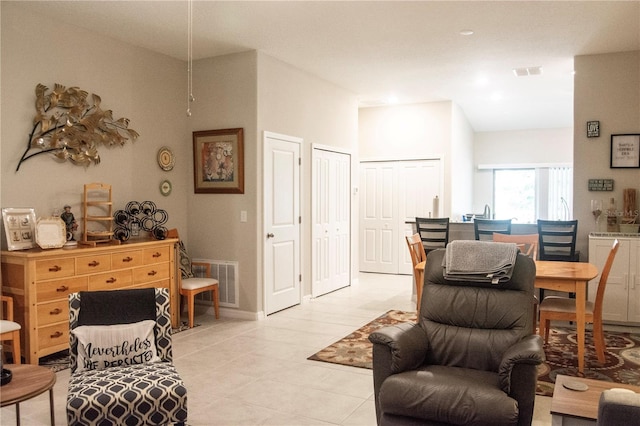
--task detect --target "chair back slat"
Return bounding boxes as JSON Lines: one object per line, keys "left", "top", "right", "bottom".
{"left": 474, "top": 219, "right": 512, "bottom": 241}
{"left": 415, "top": 217, "right": 449, "bottom": 253}
{"left": 537, "top": 219, "right": 579, "bottom": 261}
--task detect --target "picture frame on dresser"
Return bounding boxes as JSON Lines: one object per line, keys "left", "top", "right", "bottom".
{"left": 611, "top": 134, "right": 640, "bottom": 168}
{"left": 193, "top": 128, "right": 244, "bottom": 194}
{"left": 2, "top": 207, "right": 36, "bottom": 251}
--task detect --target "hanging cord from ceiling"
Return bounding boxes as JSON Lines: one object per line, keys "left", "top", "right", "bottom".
{"left": 186, "top": 0, "right": 195, "bottom": 117}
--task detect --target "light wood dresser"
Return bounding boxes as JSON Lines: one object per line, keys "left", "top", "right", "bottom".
{"left": 1, "top": 238, "right": 178, "bottom": 364}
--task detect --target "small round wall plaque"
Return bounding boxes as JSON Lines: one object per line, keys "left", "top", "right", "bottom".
{"left": 157, "top": 147, "right": 175, "bottom": 171}
{"left": 160, "top": 180, "right": 172, "bottom": 196}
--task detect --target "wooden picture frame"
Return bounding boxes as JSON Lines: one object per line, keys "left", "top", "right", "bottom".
{"left": 193, "top": 128, "right": 244, "bottom": 194}
{"left": 611, "top": 134, "right": 640, "bottom": 168}
{"left": 2, "top": 207, "right": 37, "bottom": 251}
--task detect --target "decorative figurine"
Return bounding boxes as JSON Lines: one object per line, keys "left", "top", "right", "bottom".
{"left": 60, "top": 204, "right": 78, "bottom": 241}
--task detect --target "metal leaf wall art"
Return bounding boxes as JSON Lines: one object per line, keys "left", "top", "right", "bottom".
{"left": 16, "top": 83, "right": 139, "bottom": 171}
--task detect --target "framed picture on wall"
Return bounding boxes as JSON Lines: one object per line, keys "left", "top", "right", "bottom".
{"left": 193, "top": 128, "right": 244, "bottom": 194}
{"left": 2, "top": 207, "right": 37, "bottom": 251}
{"left": 610, "top": 134, "right": 640, "bottom": 168}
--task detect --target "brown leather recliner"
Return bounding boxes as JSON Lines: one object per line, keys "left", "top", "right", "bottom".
{"left": 369, "top": 248, "right": 544, "bottom": 426}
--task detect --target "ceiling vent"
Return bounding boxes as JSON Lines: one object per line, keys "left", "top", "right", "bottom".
{"left": 513, "top": 66, "right": 543, "bottom": 77}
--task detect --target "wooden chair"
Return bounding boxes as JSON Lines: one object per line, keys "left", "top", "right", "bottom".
{"left": 1, "top": 295, "right": 21, "bottom": 364}
{"left": 406, "top": 233, "right": 427, "bottom": 311}
{"left": 538, "top": 239, "right": 620, "bottom": 364}
{"left": 167, "top": 229, "right": 220, "bottom": 328}
{"left": 492, "top": 233, "right": 538, "bottom": 260}
{"left": 415, "top": 217, "right": 449, "bottom": 255}
{"left": 493, "top": 233, "right": 539, "bottom": 333}
{"left": 474, "top": 218, "right": 512, "bottom": 241}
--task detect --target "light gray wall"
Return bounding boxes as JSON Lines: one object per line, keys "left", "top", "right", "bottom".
{"left": 574, "top": 50, "right": 640, "bottom": 261}
{"left": 1, "top": 3, "right": 188, "bottom": 246}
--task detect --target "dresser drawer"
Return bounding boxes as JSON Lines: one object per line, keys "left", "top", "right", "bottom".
{"left": 133, "top": 279, "right": 169, "bottom": 290}
{"left": 143, "top": 246, "right": 171, "bottom": 264}
{"left": 133, "top": 263, "right": 170, "bottom": 284}
{"left": 38, "top": 322, "right": 69, "bottom": 349}
{"left": 37, "top": 300, "right": 68, "bottom": 326}
{"left": 111, "top": 250, "right": 143, "bottom": 269}
{"left": 35, "top": 258, "right": 75, "bottom": 280}
{"left": 88, "top": 270, "right": 132, "bottom": 290}
{"left": 76, "top": 253, "right": 112, "bottom": 275}
{"left": 36, "top": 276, "right": 87, "bottom": 302}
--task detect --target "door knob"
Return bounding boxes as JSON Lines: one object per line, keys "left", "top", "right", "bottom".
{"left": 267, "top": 233, "right": 275, "bottom": 238}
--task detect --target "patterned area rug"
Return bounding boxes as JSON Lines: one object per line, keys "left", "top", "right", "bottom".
{"left": 39, "top": 321, "right": 198, "bottom": 372}
{"left": 307, "top": 310, "right": 417, "bottom": 369}
{"left": 307, "top": 310, "right": 640, "bottom": 396}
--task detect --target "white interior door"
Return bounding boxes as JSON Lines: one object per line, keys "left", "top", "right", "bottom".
{"left": 264, "top": 132, "right": 301, "bottom": 315}
{"left": 360, "top": 159, "right": 442, "bottom": 274}
{"left": 312, "top": 147, "right": 351, "bottom": 297}
{"left": 359, "top": 162, "right": 398, "bottom": 273}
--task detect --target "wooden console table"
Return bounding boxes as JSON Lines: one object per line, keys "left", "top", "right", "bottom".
{"left": 1, "top": 238, "right": 178, "bottom": 364}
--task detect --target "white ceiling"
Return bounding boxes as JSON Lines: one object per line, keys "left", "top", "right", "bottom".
{"left": 12, "top": 1, "right": 640, "bottom": 132}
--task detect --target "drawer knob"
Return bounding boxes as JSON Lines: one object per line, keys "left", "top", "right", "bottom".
{"left": 88, "top": 260, "right": 100, "bottom": 267}
{"left": 56, "top": 285, "right": 69, "bottom": 292}
{"left": 122, "top": 256, "right": 133, "bottom": 263}
{"left": 106, "top": 277, "right": 117, "bottom": 283}
{"left": 49, "top": 265, "right": 62, "bottom": 272}
{"left": 148, "top": 270, "right": 158, "bottom": 276}
{"left": 50, "top": 308, "right": 62, "bottom": 315}
{"left": 152, "top": 252, "right": 162, "bottom": 258}
{"left": 50, "top": 331, "right": 63, "bottom": 338}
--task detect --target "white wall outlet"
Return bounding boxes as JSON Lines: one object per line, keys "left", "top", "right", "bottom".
{"left": 240, "top": 210, "right": 247, "bottom": 222}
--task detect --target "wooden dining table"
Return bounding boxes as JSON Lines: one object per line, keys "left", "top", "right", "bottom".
{"left": 414, "top": 258, "right": 599, "bottom": 373}
{"left": 534, "top": 260, "right": 598, "bottom": 374}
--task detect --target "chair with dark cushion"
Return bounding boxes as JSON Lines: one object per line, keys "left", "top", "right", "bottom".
{"left": 66, "top": 288, "right": 187, "bottom": 426}
{"left": 474, "top": 218, "right": 512, "bottom": 241}
{"left": 415, "top": 217, "right": 450, "bottom": 255}
{"left": 369, "top": 248, "right": 544, "bottom": 426}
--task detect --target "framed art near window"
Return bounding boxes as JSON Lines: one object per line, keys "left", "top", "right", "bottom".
{"left": 611, "top": 134, "right": 640, "bottom": 168}
{"left": 193, "top": 128, "right": 244, "bottom": 194}
{"left": 2, "top": 207, "right": 37, "bottom": 250}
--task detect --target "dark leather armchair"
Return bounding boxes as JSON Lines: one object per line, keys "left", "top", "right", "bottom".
{"left": 369, "top": 249, "right": 544, "bottom": 426}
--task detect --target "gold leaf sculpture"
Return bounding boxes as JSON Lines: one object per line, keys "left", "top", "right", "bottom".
{"left": 16, "top": 83, "right": 139, "bottom": 171}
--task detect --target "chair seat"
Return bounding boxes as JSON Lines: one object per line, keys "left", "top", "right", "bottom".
{"left": 181, "top": 277, "right": 219, "bottom": 291}
{"left": 540, "top": 296, "right": 595, "bottom": 316}
{"left": 67, "top": 362, "right": 187, "bottom": 426}
{"left": 379, "top": 365, "right": 518, "bottom": 425}
{"left": 0, "top": 320, "right": 21, "bottom": 333}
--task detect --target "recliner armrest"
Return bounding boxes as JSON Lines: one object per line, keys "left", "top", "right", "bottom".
{"left": 369, "top": 322, "right": 428, "bottom": 374}
{"left": 498, "top": 334, "right": 545, "bottom": 393}
{"left": 598, "top": 389, "right": 640, "bottom": 425}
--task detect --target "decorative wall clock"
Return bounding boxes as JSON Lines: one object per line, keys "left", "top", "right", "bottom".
{"left": 157, "top": 147, "right": 175, "bottom": 171}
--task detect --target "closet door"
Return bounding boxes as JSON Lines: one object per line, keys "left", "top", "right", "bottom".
{"left": 360, "top": 160, "right": 442, "bottom": 274}
{"left": 312, "top": 148, "right": 351, "bottom": 297}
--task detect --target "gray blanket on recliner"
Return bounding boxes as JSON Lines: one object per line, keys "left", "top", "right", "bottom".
{"left": 443, "top": 240, "right": 518, "bottom": 284}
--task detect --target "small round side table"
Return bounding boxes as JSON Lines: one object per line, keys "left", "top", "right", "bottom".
{"left": 0, "top": 364, "right": 56, "bottom": 426}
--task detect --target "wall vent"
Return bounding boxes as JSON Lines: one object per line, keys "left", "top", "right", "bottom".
{"left": 192, "top": 259, "right": 239, "bottom": 308}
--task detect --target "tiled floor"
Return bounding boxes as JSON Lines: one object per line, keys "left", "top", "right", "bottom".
{"left": 1, "top": 272, "right": 553, "bottom": 425}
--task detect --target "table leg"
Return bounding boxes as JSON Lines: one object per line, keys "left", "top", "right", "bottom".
{"left": 49, "top": 388, "right": 55, "bottom": 426}
{"left": 575, "top": 282, "right": 586, "bottom": 374}
{"left": 15, "top": 402, "right": 20, "bottom": 426}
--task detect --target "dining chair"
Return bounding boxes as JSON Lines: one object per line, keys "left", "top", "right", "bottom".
{"left": 492, "top": 233, "right": 539, "bottom": 333}
{"left": 538, "top": 239, "right": 620, "bottom": 364}
{"left": 415, "top": 217, "right": 449, "bottom": 255}
{"left": 537, "top": 219, "right": 580, "bottom": 262}
{"left": 0, "top": 295, "right": 21, "bottom": 364}
{"left": 167, "top": 228, "right": 220, "bottom": 328}
{"left": 405, "top": 233, "right": 427, "bottom": 311}
{"left": 474, "top": 218, "right": 512, "bottom": 240}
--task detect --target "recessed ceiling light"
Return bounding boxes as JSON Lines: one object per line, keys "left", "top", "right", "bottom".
{"left": 460, "top": 29, "right": 474, "bottom": 36}
{"left": 513, "top": 66, "right": 543, "bottom": 77}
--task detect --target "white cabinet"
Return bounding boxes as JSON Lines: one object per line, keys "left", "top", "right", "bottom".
{"left": 588, "top": 235, "right": 640, "bottom": 324}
